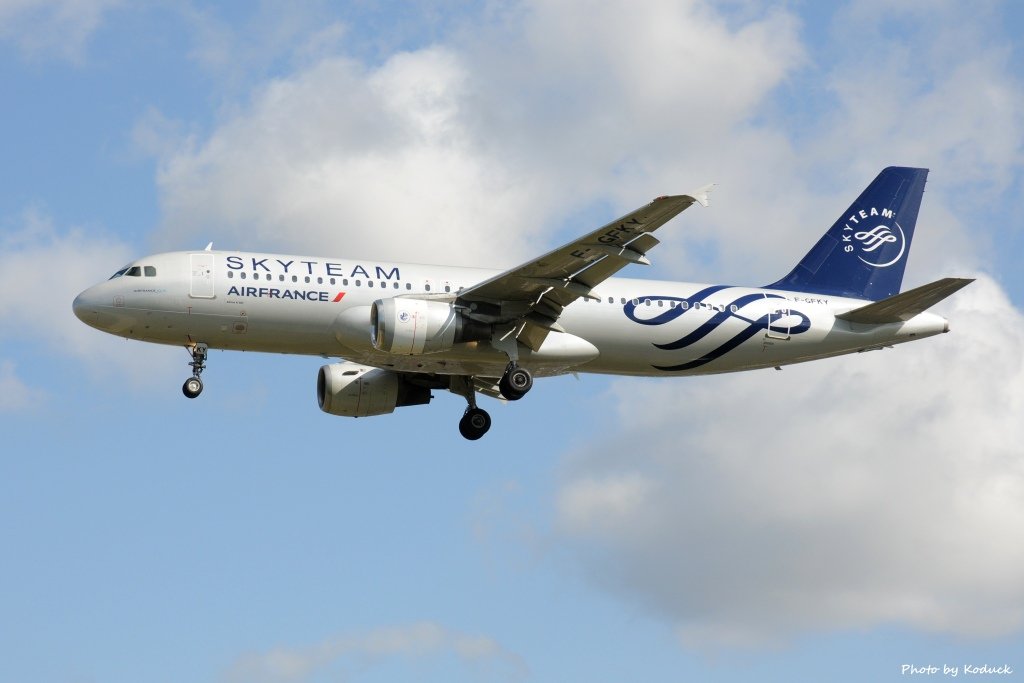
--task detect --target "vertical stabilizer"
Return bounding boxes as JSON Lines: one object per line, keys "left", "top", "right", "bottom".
{"left": 768, "top": 167, "right": 928, "bottom": 301}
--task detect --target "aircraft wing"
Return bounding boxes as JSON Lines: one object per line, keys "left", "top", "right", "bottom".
{"left": 456, "top": 186, "right": 713, "bottom": 349}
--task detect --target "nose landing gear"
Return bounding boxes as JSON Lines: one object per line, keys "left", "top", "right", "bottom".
{"left": 182, "top": 342, "right": 208, "bottom": 399}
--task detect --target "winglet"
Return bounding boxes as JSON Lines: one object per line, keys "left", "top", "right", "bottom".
{"left": 686, "top": 183, "right": 715, "bottom": 208}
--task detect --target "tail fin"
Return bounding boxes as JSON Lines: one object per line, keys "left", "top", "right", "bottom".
{"left": 768, "top": 167, "right": 928, "bottom": 301}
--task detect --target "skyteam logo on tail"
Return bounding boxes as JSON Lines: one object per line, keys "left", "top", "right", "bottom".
{"left": 842, "top": 207, "right": 906, "bottom": 268}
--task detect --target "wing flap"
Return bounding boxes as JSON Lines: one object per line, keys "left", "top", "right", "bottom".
{"left": 835, "top": 277, "right": 974, "bottom": 324}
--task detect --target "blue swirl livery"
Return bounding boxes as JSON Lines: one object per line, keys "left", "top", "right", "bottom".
{"left": 625, "top": 287, "right": 811, "bottom": 371}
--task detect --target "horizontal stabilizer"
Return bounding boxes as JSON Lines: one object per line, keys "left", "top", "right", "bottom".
{"left": 836, "top": 277, "right": 974, "bottom": 324}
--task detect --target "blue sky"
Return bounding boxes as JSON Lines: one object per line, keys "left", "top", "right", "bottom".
{"left": 2, "top": 2, "right": 1023, "bottom": 682}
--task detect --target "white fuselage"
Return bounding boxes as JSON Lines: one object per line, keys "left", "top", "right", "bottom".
{"left": 73, "top": 250, "right": 950, "bottom": 379}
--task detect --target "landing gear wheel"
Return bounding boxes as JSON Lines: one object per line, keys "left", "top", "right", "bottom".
{"left": 459, "top": 407, "right": 491, "bottom": 440}
{"left": 499, "top": 365, "right": 533, "bottom": 401}
{"left": 183, "top": 342, "right": 209, "bottom": 400}
{"left": 182, "top": 377, "right": 203, "bottom": 398}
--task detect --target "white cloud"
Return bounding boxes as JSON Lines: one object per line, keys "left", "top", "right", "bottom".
{"left": 153, "top": 48, "right": 546, "bottom": 267}
{"left": 178, "top": 3, "right": 350, "bottom": 91}
{"left": 0, "top": 0, "right": 121, "bottom": 61}
{"left": 541, "top": 4, "right": 1024, "bottom": 648}
{"left": 818, "top": 3, "right": 1024, "bottom": 188}
{"left": 0, "top": 360, "right": 46, "bottom": 411}
{"left": 148, "top": 0, "right": 803, "bottom": 273}
{"left": 137, "top": 0, "right": 1024, "bottom": 651}
{"left": 0, "top": 209, "right": 179, "bottom": 389}
{"left": 556, "top": 274, "right": 1024, "bottom": 646}
{"left": 224, "top": 622, "right": 527, "bottom": 683}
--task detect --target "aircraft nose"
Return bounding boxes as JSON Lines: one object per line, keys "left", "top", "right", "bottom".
{"left": 72, "top": 290, "right": 89, "bottom": 322}
{"left": 72, "top": 286, "right": 104, "bottom": 327}
{"left": 72, "top": 291, "right": 87, "bottom": 322}
{"left": 73, "top": 283, "right": 137, "bottom": 333}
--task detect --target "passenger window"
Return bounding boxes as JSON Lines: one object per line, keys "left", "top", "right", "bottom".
{"left": 730, "top": 304, "right": 738, "bottom": 313}
{"left": 292, "top": 275, "right": 298, "bottom": 283}
{"left": 227, "top": 271, "right": 234, "bottom": 279}
{"left": 240, "top": 272, "right": 247, "bottom": 280}
{"left": 607, "top": 297, "right": 613, "bottom": 304}
{"left": 317, "top": 277, "right": 323, "bottom": 284}
{"left": 280, "top": 275, "right": 285, "bottom": 282}
{"left": 425, "top": 284, "right": 431, "bottom": 292}
{"left": 394, "top": 282, "right": 399, "bottom": 289}
{"left": 682, "top": 301, "right": 689, "bottom": 310}
{"left": 304, "top": 276, "right": 310, "bottom": 283}
{"left": 406, "top": 283, "right": 412, "bottom": 290}
{"left": 368, "top": 281, "right": 374, "bottom": 288}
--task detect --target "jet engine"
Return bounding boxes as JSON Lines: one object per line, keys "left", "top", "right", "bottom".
{"left": 370, "top": 297, "right": 488, "bottom": 355}
{"left": 317, "top": 361, "right": 431, "bottom": 417}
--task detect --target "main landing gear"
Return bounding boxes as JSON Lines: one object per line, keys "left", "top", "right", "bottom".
{"left": 452, "top": 375, "right": 492, "bottom": 441}
{"left": 453, "top": 363, "right": 534, "bottom": 440}
{"left": 498, "top": 362, "right": 532, "bottom": 401}
{"left": 459, "top": 406, "right": 491, "bottom": 441}
{"left": 182, "top": 342, "right": 208, "bottom": 399}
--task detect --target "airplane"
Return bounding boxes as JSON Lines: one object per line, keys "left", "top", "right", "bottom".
{"left": 73, "top": 167, "right": 972, "bottom": 440}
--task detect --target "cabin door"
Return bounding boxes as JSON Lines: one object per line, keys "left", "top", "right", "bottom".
{"left": 190, "top": 253, "right": 215, "bottom": 299}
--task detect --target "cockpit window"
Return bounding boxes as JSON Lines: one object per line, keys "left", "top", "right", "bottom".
{"left": 144, "top": 266, "right": 156, "bottom": 277}
{"left": 125, "top": 266, "right": 142, "bottom": 277}
{"left": 108, "top": 266, "right": 131, "bottom": 280}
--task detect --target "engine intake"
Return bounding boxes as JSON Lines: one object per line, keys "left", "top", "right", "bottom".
{"left": 317, "top": 362, "right": 431, "bottom": 417}
{"left": 371, "top": 298, "right": 489, "bottom": 355}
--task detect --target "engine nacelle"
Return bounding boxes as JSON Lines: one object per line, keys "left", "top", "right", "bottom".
{"left": 371, "top": 297, "right": 488, "bottom": 355}
{"left": 317, "top": 362, "right": 430, "bottom": 417}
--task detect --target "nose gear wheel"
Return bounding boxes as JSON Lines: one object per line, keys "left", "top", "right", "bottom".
{"left": 182, "top": 342, "right": 208, "bottom": 399}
